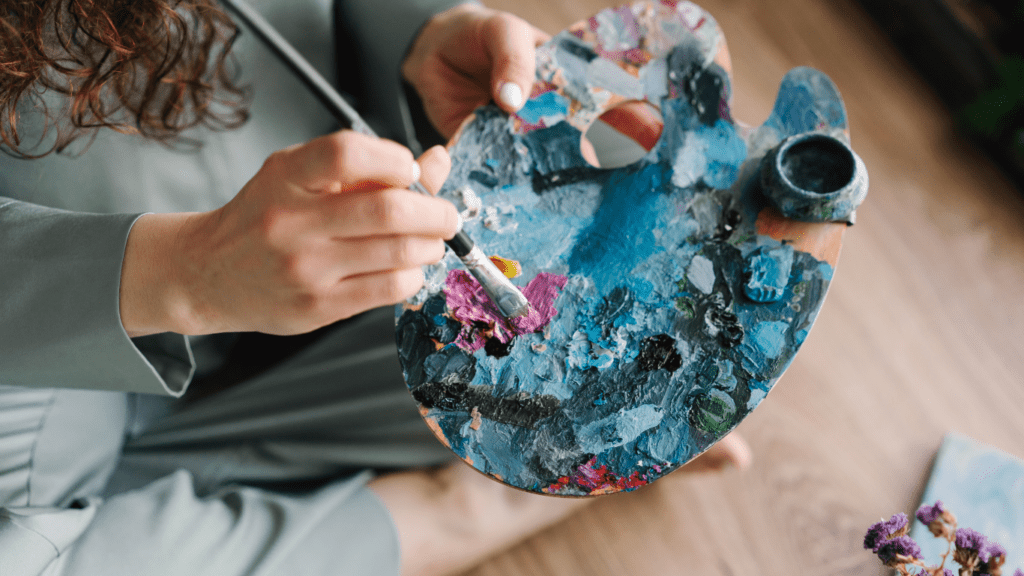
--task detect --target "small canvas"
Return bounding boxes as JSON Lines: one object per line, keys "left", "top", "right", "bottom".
{"left": 911, "top": 433, "right": 1024, "bottom": 573}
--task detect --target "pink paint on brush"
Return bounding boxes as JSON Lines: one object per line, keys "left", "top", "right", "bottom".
{"left": 444, "top": 270, "right": 568, "bottom": 352}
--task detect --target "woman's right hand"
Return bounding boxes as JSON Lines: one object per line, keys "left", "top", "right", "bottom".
{"left": 119, "top": 131, "right": 460, "bottom": 337}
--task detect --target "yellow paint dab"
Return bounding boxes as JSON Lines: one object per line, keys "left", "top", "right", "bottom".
{"left": 489, "top": 255, "right": 522, "bottom": 278}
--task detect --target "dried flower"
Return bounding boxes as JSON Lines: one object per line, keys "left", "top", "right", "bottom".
{"left": 864, "top": 513, "right": 910, "bottom": 552}
{"left": 877, "top": 535, "right": 922, "bottom": 565}
{"left": 955, "top": 527, "right": 988, "bottom": 554}
{"left": 866, "top": 505, "right": 1017, "bottom": 576}
{"left": 983, "top": 541, "right": 1007, "bottom": 563}
{"left": 953, "top": 527, "right": 988, "bottom": 571}
{"left": 980, "top": 540, "right": 1008, "bottom": 574}
{"left": 916, "top": 501, "right": 946, "bottom": 525}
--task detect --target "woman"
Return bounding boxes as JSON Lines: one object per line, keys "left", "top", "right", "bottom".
{"left": 0, "top": 1, "right": 750, "bottom": 574}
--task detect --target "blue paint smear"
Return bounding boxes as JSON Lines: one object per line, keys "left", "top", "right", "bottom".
{"left": 568, "top": 163, "right": 668, "bottom": 294}
{"left": 765, "top": 67, "right": 847, "bottom": 138}
{"left": 516, "top": 90, "right": 571, "bottom": 125}
{"left": 576, "top": 404, "right": 664, "bottom": 453}
{"left": 701, "top": 119, "right": 748, "bottom": 189}
{"left": 818, "top": 261, "right": 834, "bottom": 281}
{"left": 749, "top": 321, "right": 789, "bottom": 358}
{"left": 745, "top": 245, "right": 795, "bottom": 302}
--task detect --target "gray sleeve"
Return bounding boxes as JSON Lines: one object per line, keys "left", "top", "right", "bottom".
{"left": 0, "top": 199, "right": 195, "bottom": 396}
{"left": 42, "top": 471, "right": 399, "bottom": 576}
{"left": 336, "top": 0, "right": 475, "bottom": 140}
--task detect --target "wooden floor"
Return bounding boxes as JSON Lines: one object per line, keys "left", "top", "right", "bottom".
{"left": 468, "top": 0, "right": 1024, "bottom": 574}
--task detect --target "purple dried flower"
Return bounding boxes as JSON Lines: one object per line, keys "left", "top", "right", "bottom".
{"left": 876, "top": 535, "right": 922, "bottom": 565}
{"left": 864, "top": 513, "right": 910, "bottom": 551}
{"left": 943, "top": 570, "right": 954, "bottom": 576}
{"left": 955, "top": 527, "right": 988, "bottom": 553}
{"left": 916, "top": 501, "right": 945, "bottom": 525}
{"left": 981, "top": 540, "right": 1006, "bottom": 563}
{"left": 1014, "top": 569, "right": 1024, "bottom": 576}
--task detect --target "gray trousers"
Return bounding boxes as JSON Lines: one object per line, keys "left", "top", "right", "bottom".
{"left": 0, "top": 308, "right": 451, "bottom": 576}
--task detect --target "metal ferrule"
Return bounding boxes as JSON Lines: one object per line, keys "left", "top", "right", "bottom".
{"left": 460, "top": 246, "right": 532, "bottom": 318}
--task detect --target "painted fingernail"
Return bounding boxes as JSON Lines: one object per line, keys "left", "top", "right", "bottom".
{"left": 411, "top": 161, "right": 421, "bottom": 183}
{"left": 498, "top": 82, "right": 524, "bottom": 110}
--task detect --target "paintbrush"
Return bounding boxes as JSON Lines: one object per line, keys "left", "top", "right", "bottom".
{"left": 218, "top": 0, "right": 532, "bottom": 318}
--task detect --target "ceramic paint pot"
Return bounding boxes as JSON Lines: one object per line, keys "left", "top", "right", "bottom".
{"left": 760, "top": 132, "right": 868, "bottom": 224}
{"left": 394, "top": 0, "right": 867, "bottom": 496}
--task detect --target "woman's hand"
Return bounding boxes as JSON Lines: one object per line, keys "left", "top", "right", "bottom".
{"left": 402, "top": 4, "right": 550, "bottom": 139}
{"left": 119, "top": 132, "right": 460, "bottom": 337}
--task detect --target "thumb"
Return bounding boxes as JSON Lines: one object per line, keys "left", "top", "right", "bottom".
{"left": 484, "top": 13, "right": 543, "bottom": 113}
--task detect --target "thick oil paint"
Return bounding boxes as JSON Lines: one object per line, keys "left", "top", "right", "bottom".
{"left": 395, "top": 0, "right": 865, "bottom": 496}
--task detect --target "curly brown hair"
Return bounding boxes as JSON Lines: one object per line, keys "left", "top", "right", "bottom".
{"left": 0, "top": 0, "right": 250, "bottom": 157}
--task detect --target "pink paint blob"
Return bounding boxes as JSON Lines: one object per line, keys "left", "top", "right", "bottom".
{"left": 444, "top": 270, "right": 568, "bottom": 352}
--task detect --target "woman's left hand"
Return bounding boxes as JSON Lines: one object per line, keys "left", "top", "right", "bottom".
{"left": 402, "top": 4, "right": 549, "bottom": 139}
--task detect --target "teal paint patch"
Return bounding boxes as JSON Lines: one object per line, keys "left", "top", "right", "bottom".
{"left": 750, "top": 321, "right": 789, "bottom": 358}
{"left": 516, "top": 90, "right": 571, "bottom": 125}
{"left": 576, "top": 404, "right": 664, "bottom": 454}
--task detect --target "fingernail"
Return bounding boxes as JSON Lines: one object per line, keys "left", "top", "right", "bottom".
{"left": 499, "top": 82, "right": 524, "bottom": 110}
{"left": 411, "top": 161, "right": 421, "bottom": 183}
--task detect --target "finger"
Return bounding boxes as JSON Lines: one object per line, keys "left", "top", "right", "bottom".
{"left": 599, "top": 101, "right": 664, "bottom": 151}
{"left": 278, "top": 130, "right": 418, "bottom": 192}
{"left": 334, "top": 235, "right": 446, "bottom": 278}
{"left": 416, "top": 145, "right": 452, "bottom": 195}
{"left": 329, "top": 188, "right": 461, "bottom": 239}
{"left": 332, "top": 267, "right": 426, "bottom": 313}
{"left": 484, "top": 13, "right": 539, "bottom": 113}
{"left": 533, "top": 26, "right": 551, "bottom": 46}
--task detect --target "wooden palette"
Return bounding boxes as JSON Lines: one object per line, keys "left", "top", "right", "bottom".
{"left": 394, "top": 0, "right": 864, "bottom": 496}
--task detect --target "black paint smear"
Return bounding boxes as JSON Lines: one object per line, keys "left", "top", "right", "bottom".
{"left": 468, "top": 169, "right": 499, "bottom": 189}
{"left": 668, "top": 44, "right": 731, "bottom": 126}
{"left": 421, "top": 295, "right": 461, "bottom": 344}
{"left": 559, "top": 37, "right": 598, "bottom": 62}
{"left": 523, "top": 118, "right": 584, "bottom": 173}
{"left": 637, "top": 334, "right": 683, "bottom": 372}
{"left": 423, "top": 345, "right": 477, "bottom": 386}
{"left": 715, "top": 208, "right": 742, "bottom": 241}
{"left": 484, "top": 337, "right": 513, "bottom": 358}
{"left": 412, "top": 380, "right": 469, "bottom": 412}
{"left": 531, "top": 166, "right": 600, "bottom": 192}
{"left": 705, "top": 302, "right": 744, "bottom": 348}
{"left": 412, "top": 381, "right": 561, "bottom": 429}
{"left": 396, "top": 308, "right": 444, "bottom": 388}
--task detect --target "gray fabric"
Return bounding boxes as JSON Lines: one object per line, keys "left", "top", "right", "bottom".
{"left": 0, "top": 204, "right": 187, "bottom": 394}
{"left": 54, "top": 471, "right": 399, "bottom": 576}
{"left": 108, "top": 308, "right": 453, "bottom": 497}
{"left": 337, "top": 0, "right": 475, "bottom": 143}
{"left": 0, "top": 307, "right": 452, "bottom": 576}
{"left": 0, "top": 0, "right": 474, "bottom": 573}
